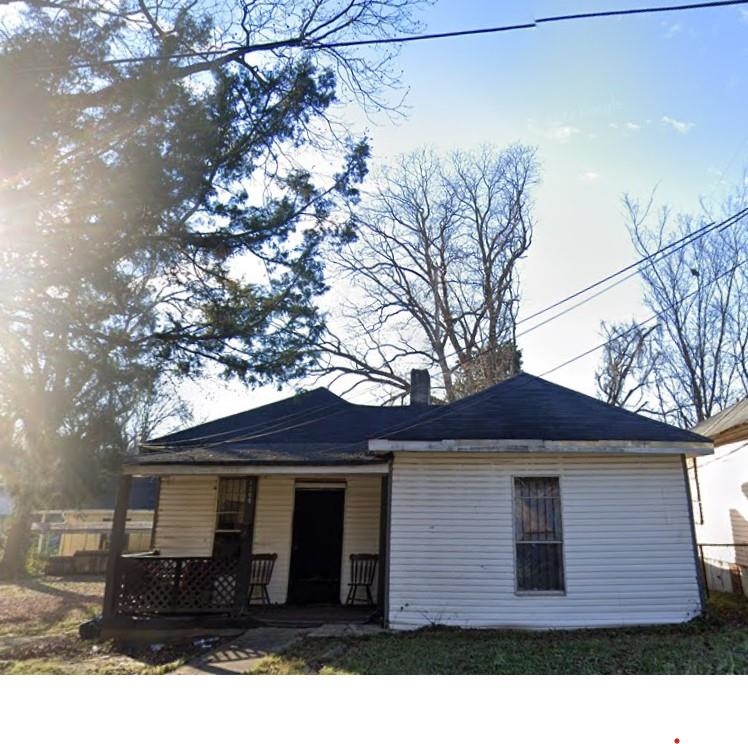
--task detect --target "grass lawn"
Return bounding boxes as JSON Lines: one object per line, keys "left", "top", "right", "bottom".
{"left": 0, "top": 576, "right": 202, "bottom": 674}
{"left": 252, "top": 593, "right": 748, "bottom": 675}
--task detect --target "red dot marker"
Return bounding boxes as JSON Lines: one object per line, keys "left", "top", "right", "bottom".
{"left": 675, "top": 739, "right": 680, "bottom": 743}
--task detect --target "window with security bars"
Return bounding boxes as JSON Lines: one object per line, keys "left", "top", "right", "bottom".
{"left": 213, "top": 477, "right": 254, "bottom": 558}
{"left": 514, "top": 476, "right": 565, "bottom": 592}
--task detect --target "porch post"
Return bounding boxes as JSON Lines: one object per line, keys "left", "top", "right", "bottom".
{"left": 233, "top": 476, "right": 258, "bottom": 615}
{"left": 102, "top": 474, "right": 131, "bottom": 620}
{"left": 377, "top": 472, "right": 391, "bottom": 623}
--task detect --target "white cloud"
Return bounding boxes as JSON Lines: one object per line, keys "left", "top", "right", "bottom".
{"left": 661, "top": 115, "right": 694, "bottom": 134}
{"left": 544, "top": 125, "right": 580, "bottom": 143}
{"left": 581, "top": 171, "right": 600, "bottom": 182}
{"left": 663, "top": 22, "right": 682, "bottom": 39}
{"left": 624, "top": 121, "right": 641, "bottom": 131}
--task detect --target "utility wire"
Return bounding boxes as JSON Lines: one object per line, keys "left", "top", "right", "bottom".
{"left": 439, "top": 206, "right": 747, "bottom": 373}
{"left": 139, "top": 400, "right": 341, "bottom": 449}
{"left": 514, "top": 206, "right": 748, "bottom": 336}
{"left": 540, "top": 256, "right": 748, "bottom": 376}
{"left": 148, "top": 209, "right": 748, "bottom": 450}
{"left": 371, "top": 254, "right": 748, "bottom": 440}
{"left": 515, "top": 221, "right": 716, "bottom": 328}
{"left": 16, "top": 0, "right": 748, "bottom": 73}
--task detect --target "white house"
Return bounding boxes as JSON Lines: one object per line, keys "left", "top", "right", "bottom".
{"left": 100, "top": 371, "right": 712, "bottom": 635}
{"left": 690, "top": 398, "right": 748, "bottom": 595}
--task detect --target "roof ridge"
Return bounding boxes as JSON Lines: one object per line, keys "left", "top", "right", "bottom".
{"left": 149, "top": 387, "right": 347, "bottom": 444}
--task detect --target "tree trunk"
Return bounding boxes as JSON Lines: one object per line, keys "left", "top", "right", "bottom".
{"left": 0, "top": 494, "right": 33, "bottom": 579}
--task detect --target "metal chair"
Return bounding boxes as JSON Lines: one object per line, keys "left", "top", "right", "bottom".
{"left": 248, "top": 553, "right": 277, "bottom": 605}
{"left": 345, "top": 553, "right": 378, "bottom": 606}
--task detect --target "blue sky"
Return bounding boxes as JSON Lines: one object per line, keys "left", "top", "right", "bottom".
{"left": 181, "top": 0, "right": 748, "bottom": 423}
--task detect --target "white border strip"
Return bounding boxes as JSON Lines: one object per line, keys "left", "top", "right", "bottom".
{"left": 124, "top": 463, "right": 390, "bottom": 476}
{"left": 367, "top": 438, "right": 713, "bottom": 456}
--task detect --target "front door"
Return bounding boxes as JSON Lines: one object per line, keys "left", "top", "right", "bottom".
{"left": 288, "top": 488, "right": 345, "bottom": 604}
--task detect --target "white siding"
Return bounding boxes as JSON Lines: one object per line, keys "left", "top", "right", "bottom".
{"left": 340, "top": 476, "right": 382, "bottom": 603}
{"left": 388, "top": 453, "right": 701, "bottom": 630}
{"left": 153, "top": 475, "right": 218, "bottom": 556}
{"left": 252, "top": 476, "right": 295, "bottom": 604}
{"left": 692, "top": 442, "right": 748, "bottom": 594}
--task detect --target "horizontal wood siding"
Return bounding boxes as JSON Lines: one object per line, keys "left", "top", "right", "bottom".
{"left": 60, "top": 533, "right": 100, "bottom": 555}
{"left": 340, "top": 476, "right": 382, "bottom": 603}
{"left": 388, "top": 453, "right": 701, "bottom": 629}
{"left": 252, "top": 477, "right": 295, "bottom": 604}
{"left": 153, "top": 476, "right": 218, "bottom": 557}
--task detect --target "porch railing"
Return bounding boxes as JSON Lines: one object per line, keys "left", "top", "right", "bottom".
{"left": 113, "top": 554, "right": 240, "bottom": 615}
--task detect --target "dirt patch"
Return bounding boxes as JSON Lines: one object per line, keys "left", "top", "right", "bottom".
{"left": 0, "top": 576, "right": 207, "bottom": 674}
{"left": 0, "top": 577, "right": 105, "bottom": 637}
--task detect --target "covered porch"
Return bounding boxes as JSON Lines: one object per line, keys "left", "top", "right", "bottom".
{"left": 102, "top": 465, "right": 390, "bottom": 629}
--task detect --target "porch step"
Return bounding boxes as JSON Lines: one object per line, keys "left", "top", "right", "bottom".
{"left": 247, "top": 604, "right": 378, "bottom": 628}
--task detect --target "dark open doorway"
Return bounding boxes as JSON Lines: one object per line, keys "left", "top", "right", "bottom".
{"left": 288, "top": 488, "right": 345, "bottom": 604}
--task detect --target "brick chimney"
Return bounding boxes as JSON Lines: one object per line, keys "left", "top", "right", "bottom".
{"left": 410, "top": 369, "right": 431, "bottom": 406}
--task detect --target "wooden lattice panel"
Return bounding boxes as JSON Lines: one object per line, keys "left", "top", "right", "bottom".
{"left": 115, "top": 556, "right": 240, "bottom": 615}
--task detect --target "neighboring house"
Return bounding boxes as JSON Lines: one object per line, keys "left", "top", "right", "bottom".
{"left": 32, "top": 479, "right": 158, "bottom": 574}
{"left": 689, "top": 398, "right": 748, "bottom": 596}
{"left": 33, "top": 509, "right": 154, "bottom": 558}
{"left": 102, "top": 371, "right": 712, "bottom": 633}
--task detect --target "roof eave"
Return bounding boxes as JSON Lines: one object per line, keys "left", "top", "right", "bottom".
{"left": 123, "top": 461, "right": 391, "bottom": 476}
{"left": 367, "top": 438, "right": 714, "bottom": 456}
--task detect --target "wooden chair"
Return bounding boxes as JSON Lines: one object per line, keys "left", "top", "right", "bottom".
{"left": 345, "top": 553, "right": 378, "bottom": 606}
{"left": 248, "top": 553, "right": 277, "bottom": 605}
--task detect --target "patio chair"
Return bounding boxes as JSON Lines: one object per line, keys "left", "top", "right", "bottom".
{"left": 248, "top": 553, "right": 277, "bottom": 605}
{"left": 345, "top": 553, "right": 378, "bottom": 606}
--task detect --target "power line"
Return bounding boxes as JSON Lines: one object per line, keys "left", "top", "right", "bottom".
{"left": 16, "top": 0, "right": 748, "bottom": 74}
{"left": 514, "top": 206, "right": 748, "bottom": 337}
{"left": 372, "top": 254, "right": 748, "bottom": 440}
{"left": 437, "top": 206, "right": 747, "bottom": 372}
{"left": 163, "top": 207, "right": 747, "bottom": 448}
{"left": 515, "top": 221, "right": 716, "bottom": 328}
{"left": 139, "top": 399, "right": 340, "bottom": 449}
{"left": 540, "top": 256, "right": 748, "bottom": 376}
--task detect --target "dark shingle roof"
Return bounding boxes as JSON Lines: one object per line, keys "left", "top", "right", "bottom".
{"left": 377, "top": 373, "right": 710, "bottom": 444}
{"left": 136, "top": 388, "right": 422, "bottom": 466}
{"left": 131, "top": 373, "right": 708, "bottom": 467}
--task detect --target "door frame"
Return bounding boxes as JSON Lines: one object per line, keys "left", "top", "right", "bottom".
{"left": 288, "top": 482, "right": 347, "bottom": 605}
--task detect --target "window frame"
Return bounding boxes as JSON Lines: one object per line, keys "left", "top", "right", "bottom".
{"left": 511, "top": 473, "right": 567, "bottom": 596}
{"left": 213, "top": 477, "right": 255, "bottom": 559}
{"left": 215, "top": 477, "right": 252, "bottom": 535}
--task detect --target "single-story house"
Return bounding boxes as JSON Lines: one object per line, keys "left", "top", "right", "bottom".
{"left": 102, "top": 371, "right": 712, "bottom": 633}
{"left": 688, "top": 398, "right": 748, "bottom": 595}
{"left": 33, "top": 508, "right": 154, "bottom": 572}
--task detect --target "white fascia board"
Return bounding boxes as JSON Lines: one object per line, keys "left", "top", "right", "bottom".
{"left": 124, "top": 462, "right": 390, "bottom": 476}
{"left": 367, "top": 438, "right": 714, "bottom": 456}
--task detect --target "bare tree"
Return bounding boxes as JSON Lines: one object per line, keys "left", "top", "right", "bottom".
{"left": 595, "top": 186, "right": 748, "bottom": 427}
{"left": 595, "top": 321, "right": 659, "bottom": 411}
{"left": 314, "top": 145, "right": 539, "bottom": 403}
